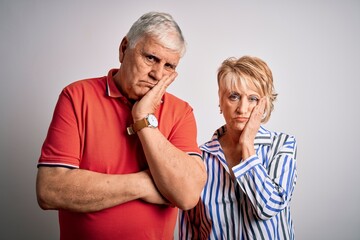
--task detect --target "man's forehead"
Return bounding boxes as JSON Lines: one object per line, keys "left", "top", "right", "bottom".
{"left": 138, "top": 37, "right": 180, "bottom": 64}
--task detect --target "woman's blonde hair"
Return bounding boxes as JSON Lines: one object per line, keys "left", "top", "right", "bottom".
{"left": 217, "top": 56, "right": 278, "bottom": 123}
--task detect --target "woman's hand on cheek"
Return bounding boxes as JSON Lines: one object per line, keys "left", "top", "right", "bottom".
{"left": 239, "top": 98, "right": 266, "bottom": 159}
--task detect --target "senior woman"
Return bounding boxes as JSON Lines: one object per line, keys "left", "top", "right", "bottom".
{"left": 179, "top": 56, "right": 298, "bottom": 240}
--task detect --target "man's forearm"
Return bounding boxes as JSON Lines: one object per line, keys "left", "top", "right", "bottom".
{"left": 137, "top": 127, "right": 207, "bottom": 210}
{"left": 36, "top": 167, "right": 165, "bottom": 212}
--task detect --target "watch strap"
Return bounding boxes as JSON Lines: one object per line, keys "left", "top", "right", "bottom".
{"left": 126, "top": 118, "right": 149, "bottom": 135}
{"left": 132, "top": 118, "right": 148, "bottom": 132}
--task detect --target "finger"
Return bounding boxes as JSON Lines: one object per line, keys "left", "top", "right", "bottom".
{"left": 249, "top": 98, "right": 266, "bottom": 122}
{"left": 156, "top": 72, "right": 177, "bottom": 90}
{"left": 149, "top": 72, "right": 177, "bottom": 100}
{"left": 258, "top": 97, "right": 266, "bottom": 114}
{"left": 132, "top": 72, "right": 178, "bottom": 118}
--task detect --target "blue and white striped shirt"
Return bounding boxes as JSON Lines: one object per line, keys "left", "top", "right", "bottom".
{"left": 179, "top": 126, "right": 297, "bottom": 240}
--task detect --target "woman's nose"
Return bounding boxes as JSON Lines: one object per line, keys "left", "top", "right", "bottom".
{"left": 237, "top": 99, "right": 249, "bottom": 114}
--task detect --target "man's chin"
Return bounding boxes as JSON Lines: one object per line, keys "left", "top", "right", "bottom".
{"left": 129, "top": 93, "right": 145, "bottom": 102}
{"left": 128, "top": 88, "right": 150, "bottom": 101}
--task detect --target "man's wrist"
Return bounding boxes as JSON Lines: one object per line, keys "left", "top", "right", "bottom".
{"left": 127, "top": 114, "right": 158, "bottom": 135}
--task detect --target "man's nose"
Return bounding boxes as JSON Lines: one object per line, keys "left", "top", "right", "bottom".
{"left": 149, "top": 64, "right": 164, "bottom": 81}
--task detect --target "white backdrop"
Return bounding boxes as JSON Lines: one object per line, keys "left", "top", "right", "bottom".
{"left": 1, "top": 0, "right": 359, "bottom": 239}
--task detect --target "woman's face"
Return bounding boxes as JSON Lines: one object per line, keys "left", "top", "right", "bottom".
{"left": 219, "top": 78, "right": 261, "bottom": 132}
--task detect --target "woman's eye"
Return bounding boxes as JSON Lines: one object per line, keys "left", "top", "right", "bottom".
{"left": 229, "top": 93, "right": 240, "bottom": 101}
{"left": 249, "top": 96, "right": 259, "bottom": 102}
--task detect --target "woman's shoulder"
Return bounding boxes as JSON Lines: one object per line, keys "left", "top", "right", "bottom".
{"left": 260, "top": 127, "right": 297, "bottom": 159}
{"left": 163, "top": 92, "right": 193, "bottom": 110}
{"left": 260, "top": 126, "right": 296, "bottom": 141}
{"left": 258, "top": 126, "right": 297, "bottom": 155}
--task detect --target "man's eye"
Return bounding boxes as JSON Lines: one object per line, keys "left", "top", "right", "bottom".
{"left": 164, "top": 63, "right": 176, "bottom": 71}
{"left": 145, "top": 55, "right": 155, "bottom": 62}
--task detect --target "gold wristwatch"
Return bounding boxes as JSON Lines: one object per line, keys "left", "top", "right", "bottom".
{"left": 127, "top": 114, "right": 158, "bottom": 135}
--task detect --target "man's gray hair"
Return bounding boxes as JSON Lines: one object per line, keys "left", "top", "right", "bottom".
{"left": 126, "top": 12, "right": 186, "bottom": 57}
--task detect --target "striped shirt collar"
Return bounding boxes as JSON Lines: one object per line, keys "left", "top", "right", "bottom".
{"left": 200, "top": 125, "right": 272, "bottom": 153}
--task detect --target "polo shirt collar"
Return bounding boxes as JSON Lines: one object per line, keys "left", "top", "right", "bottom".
{"left": 106, "top": 69, "right": 123, "bottom": 98}
{"left": 105, "top": 68, "right": 166, "bottom": 106}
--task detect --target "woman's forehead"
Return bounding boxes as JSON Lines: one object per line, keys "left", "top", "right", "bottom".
{"left": 220, "top": 74, "right": 259, "bottom": 93}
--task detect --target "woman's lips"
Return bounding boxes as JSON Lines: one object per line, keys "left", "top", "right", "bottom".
{"left": 235, "top": 117, "right": 249, "bottom": 122}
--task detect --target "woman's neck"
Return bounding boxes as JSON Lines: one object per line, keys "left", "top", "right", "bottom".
{"left": 219, "top": 127, "right": 242, "bottom": 149}
{"left": 219, "top": 128, "right": 243, "bottom": 170}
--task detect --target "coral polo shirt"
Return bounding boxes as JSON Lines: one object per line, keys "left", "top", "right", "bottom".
{"left": 38, "top": 69, "right": 201, "bottom": 240}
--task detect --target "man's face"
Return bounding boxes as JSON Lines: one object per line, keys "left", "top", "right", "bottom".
{"left": 116, "top": 35, "right": 181, "bottom": 100}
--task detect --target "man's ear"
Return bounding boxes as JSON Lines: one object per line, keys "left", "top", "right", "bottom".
{"left": 119, "top": 37, "right": 128, "bottom": 63}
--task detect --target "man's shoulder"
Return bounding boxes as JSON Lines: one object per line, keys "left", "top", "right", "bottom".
{"left": 62, "top": 76, "right": 106, "bottom": 96}
{"left": 163, "top": 92, "right": 192, "bottom": 109}
{"left": 159, "top": 93, "right": 195, "bottom": 124}
{"left": 65, "top": 76, "right": 105, "bottom": 90}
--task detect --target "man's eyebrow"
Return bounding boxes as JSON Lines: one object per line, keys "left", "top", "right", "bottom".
{"left": 143, "top": 51, "right": 160, "bottom": 61}
{"left": 167, "top": 62, "right": 177, "bottom": 69}
{"left": 142, "top": 50, "right": 177, "bottom": 68}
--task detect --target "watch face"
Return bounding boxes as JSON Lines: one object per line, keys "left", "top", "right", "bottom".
{"left": 147, "top": 114, "right": 158, "bottom": 128}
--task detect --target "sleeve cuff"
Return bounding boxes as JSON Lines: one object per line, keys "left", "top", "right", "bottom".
{"left": 37, "top": 162, "right": 79, "bottom": 169}
{"left": 188, "top": 152, "right": 202, "bottom": 159}
{"left": 232, "top": 154, "right": 262, "bottom": 178}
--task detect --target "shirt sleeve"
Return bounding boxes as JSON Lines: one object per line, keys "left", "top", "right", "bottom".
{"left": 179, "top": 200, "right": 210, "bottom": 240}
{"left": 162, "top": 99, "right": 202, "bottom": 158}
{"left": 178, "top": 209, "right": 197, "bottom": 240}
{"left": 38, "top": 88, "right": 81, "bottom": 168}
{"left": 232, "top": 133, "right": 297, "bottom": 220}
